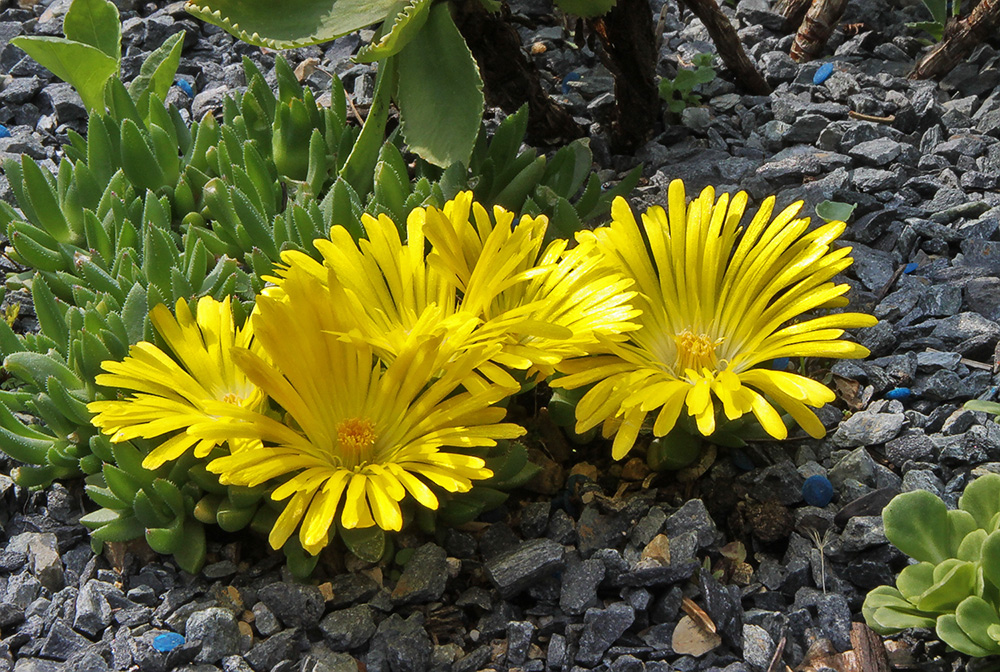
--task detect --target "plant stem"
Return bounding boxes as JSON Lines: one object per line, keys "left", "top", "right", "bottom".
{"left": 677, "top": 0, "right": 772, "bottom": 94}
{"left": 909, "top": 0, "right": 1000, "bottom": 79}
{"left": 451, "top": 0, "right": 585, "bottom": 145}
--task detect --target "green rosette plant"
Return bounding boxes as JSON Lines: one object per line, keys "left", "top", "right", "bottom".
{"left": 864, "top": 473, "right": 1000, "bottom": 656}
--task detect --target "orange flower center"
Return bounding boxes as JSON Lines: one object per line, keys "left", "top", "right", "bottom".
{"left": 673, "top": 330, "right": 721, "bottom": 372}
{"left": 337, "top": 417, "right": 378, "bottom": 462}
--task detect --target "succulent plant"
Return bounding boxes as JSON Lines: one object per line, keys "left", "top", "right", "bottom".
{"left": 863, "top": 473, "right": 1000, "bottom": 656}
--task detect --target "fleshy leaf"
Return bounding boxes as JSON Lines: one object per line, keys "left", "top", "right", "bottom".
{"left": 883, "top": 489, "right": 952, "bottom": 564}
{"left": 396, "top": 3, "right": 484, "bottom": 168}
{"left": 184, "top": 0, "right": 397, "bottom": 49}
{"left": 959, "top": 473, "right": 1000, "bottom": 531}
{"left": 815, "top": 199, "right": 857, "bottom": 223}
{"left": 937, "top": 614, "right": 996, "bottom": 657}
{"left": 355, "top": 0, "right": 432, "bottom": 63}
{"left": 128, "top": 32, "right": 185, "bottom": 101}
{"left": 955, "top": 596, "right": 1000, "bottom": 653}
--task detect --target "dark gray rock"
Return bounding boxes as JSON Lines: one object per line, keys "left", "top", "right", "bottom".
{"left": 575, "top": 602, "right": 635, "bottom": 665}
{"left": 257, "top": 582, "right": 324, "bottom": 630}
{"left": 742, "top": 624, "right": 775, "bottom": 672}
{"left": 838, "top": 515, "right": 886, "bottom": 551}
{"left": 886, "top": 430, "right": 935, "bottom": 465}
{"left": 366, "top": 614, "right": 431, "bottom": 672}
{"left": 187, "top": 608, "right": 241, "bottom": 663}
{"left": 519, "top": 501, "right": 551, "bottom": 539}
{"left": 831, "top": 413, "right": 905, "bottom": 448}
{"left": 325, "top": 574, "right": 380, "bottom": 609}
{"left": 37, "top": 83, "right": 86, "bottom": 124}
{"left": 484, "top": 538, "right": 564, "bottom": 598}
{"left": 560, "top": 558, "right": 605, "bottom": 615}
{"left": 505, "top": 621, "right": 535, "bottom": 667}
{"left": 918, "top": 370, "right": 966, "bottom": 400}
{"left": 319, "top": 604, "right": 376, "bottom": 651}
{"left": 847, "top": 137, "right": 906, "bottom": 166}
{"left": 74, "top": 581, "right": 114, "bottom": 637}
{"left": 665, "top": 499, "right": 722, "bottom": 550}
{"left": 390, "top": 543, "right": 447, "bottom": 605}
{"left": 251, "top": 602, "right": 280, "bottom": 637}
{"left": 245, "top": 629, "right": 303, "bottom": 672}
{"left": 38, "top": 619, "right": 90, "bottom": 661}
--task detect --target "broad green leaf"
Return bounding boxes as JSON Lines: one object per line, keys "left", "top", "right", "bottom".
{"left": 11, "top": 37, "right": 118, "bottom": 111}
{"left": 937, "top": 614, "right": 996, "bottom": 657}
{"left": 896, "top": 562, "right": 935, "bottom": 600}
{"left": 815, "top": 199, "right": 857, "bottom": 223}
{"left": 883, "top": 489, "right": 952, "bottom": 563}
{"left": 355, "top": 0, "right": 432, "bottom": 63}
{"left": 185, "top": 0, "right": 397, "bottom": 48}
{"left": 948, "top": 509, "right": 978, "bottom": 556}
{"left": 958, "top": 529, "right": 987, "bottom": 562}
{"left": 129, "top": 32, "right": 185, "bottom": 101}
{"left": 63, "top": 0, "right": 120, "bottom": 60}
{"left": 396, "top": 4, "right": 484, "bottom": 168}
{"left": 960, "top": 473, "right": 1000, "bottom": 531}
{"left": 554, "top": 0, "right": 617, "bottom": 17}
{"left": 965, "top": 400, "right": 1000, "bottom": 418}
{"left": 955, "top": 596, "right": 1000, "bottom": 653}
{"left": 915, "top": 559, "right": 976, "bottom": 613}
{"left": 981, "top": 531, "right": 1000, "bottom": 589}
{"left": 340, "top": 524, "right": 386, "bottom": 563}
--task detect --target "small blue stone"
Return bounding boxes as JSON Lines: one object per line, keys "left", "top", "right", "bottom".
{"left": 772, "top": 357, "right": 790, "bottom": 370}
{"left": 886, "top": 387, "right": 911, "bottom": 400}
{"left": 0, "top": 125, "right": 10, "bottom": 139}
{"left": 903, "top": 262, "right": 918, "bottom": 274}
{"left": 152, "top": 632, "right": 185, "bottom": 653}
{"left": 813, "top": 62, "right": 834, "bottom": 85}
{"left": 802, "top": 475, "right": 834, "bottom": 508}
{"left": 561, "top": 71, "right": 581, "bottom": 95}
{"left": 729, "top": 448, "right": 754, "bottom": 472}
{"left": 175, "top": 79, "right": 193, "bottom": 97}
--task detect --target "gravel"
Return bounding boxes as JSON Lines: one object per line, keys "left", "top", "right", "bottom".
{"left": 1, "top": 0, "right": 1000, "bottom": 670}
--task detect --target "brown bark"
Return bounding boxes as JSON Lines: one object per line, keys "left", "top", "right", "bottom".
{"left": 451, "top": 0, "right": 585, "bottom": 145}
{"left": 790, "top": 0, "right": 849, "bottom": 61}
{"left": 588, "top": 0, "right": 660, "bottom": 153}
{"left": 677, "top": 0, "right": 772, "bottom": 94}
{"left": 774, "top": 0, "right": 812, "bottom": 31}
{"left": 909, "top": 0, "right": 1000, "bottom": 79}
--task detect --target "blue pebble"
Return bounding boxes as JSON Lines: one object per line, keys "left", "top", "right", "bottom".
{"left": 0, "top": 125, "right": 10, "bottom": 139}
{"left": 729, "top": 448, "right": 754, "bottom": 472}
{"left": 886, "top": 387, "right": 911, "bottom": 400}
{"left": 174, "top": 79, "right": 193, "bottom": 97}
{"left": 903, "top": 262, "right": 918, "bottom": 274}
{"left": 152, "top": 632, "right": 185, "bottom": 653}
{"left": 561, "top": 71, "right": 581, "bottom": 95}
{"left": 771, "top": 357, "right": 790, "bottom": 370}
{"left": 802, "top": 475, "right": 834, "bottom": 508}
{"left": 813, "top": 62, "right": 834, "bottom": 85}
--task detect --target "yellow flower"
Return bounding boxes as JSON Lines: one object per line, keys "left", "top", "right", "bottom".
{"left": 553, "top": 179, "right": 878, "bottom": 460}
{"left": 273, "top": 191, "right": 638, "bottom": 384}
{"left": 191, "top": 268, "right": 525, "bottom": 555}
{"left": 88, "top": 296, "right": 265, "bottom": 469}
{"left": 423, "top": 194, "right": 641, "bottom": 379}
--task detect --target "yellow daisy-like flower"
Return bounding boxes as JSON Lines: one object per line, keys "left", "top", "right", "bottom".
{"left": 190, "top": 268, "right": 526, "bottom": 555}
{"left": 423, "top": 194, "right": 641, "bottom": 379}
{"left": 88, "top": 296, "right": 265, "bottom": 469}
{"left": 273, "top": 191, "right": 637, "bottom": 386}
{"left": 553, "top": 179, "right": 878, "bottom": 460}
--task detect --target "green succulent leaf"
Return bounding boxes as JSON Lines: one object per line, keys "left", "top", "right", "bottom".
{"left": 171, "top": 518, "right": 206, "bottom": 573}
{"left": 980, "top": 531, "right": 1000, "bottom": 589}
{"left": 955, "top": 596, "right": 1000, "bottom": 653}
{"left": 937, "top": 614, "right": 997, "bottom": 657}
{"left": 883, "top": 489, "right": 953, "bottom": 564}
{"left": 10, "top": 37, "right": 118, "bottom": 112}
{"left": 355, "top": 0, "right": 433, "bottom": 63}
{"left": 815, "top": 199, "right": 857, "bottom": 223}
{"left": 959, "top": 473, "right": 1000, "bottom": 531}
{"left": 340, "top": 524, "right": 386, "bottom": 563}
{"left": 914, "top": 559, "right": 976, "bottom": 613}
{"left": 396, "top": 3, "right": 484, "bottom": 168}
{"left": 184, "top": 0, "right": 398, "bottom": 49}
{"left": 129, "top": 32, "right": 186, "bottom": 109}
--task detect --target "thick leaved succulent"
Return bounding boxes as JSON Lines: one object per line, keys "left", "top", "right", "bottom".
{"left": 864, "top": 473, "right": 1000, "bottom": 656}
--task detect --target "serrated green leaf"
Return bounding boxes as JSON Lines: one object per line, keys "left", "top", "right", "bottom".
{"left": 356, "top": 0, "right": 432, "bottom": 62}
{"left": 396, "top": 4, "right": 483, "bottom": 168}
{"left": 184, "top": 0, "right": 398, "bottom": 49}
